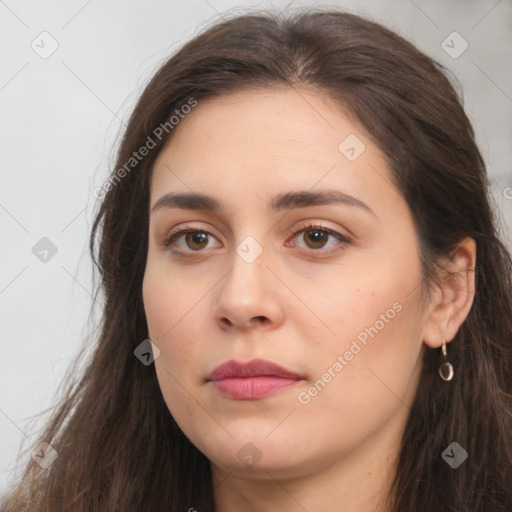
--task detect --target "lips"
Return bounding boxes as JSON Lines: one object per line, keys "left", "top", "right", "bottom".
{"left": 207, "top": 358, "right": 304, "bottom": 400}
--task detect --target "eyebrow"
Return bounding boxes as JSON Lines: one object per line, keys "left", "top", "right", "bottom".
{"left": 151, "top": 190, "right": 376, "bottom": 217}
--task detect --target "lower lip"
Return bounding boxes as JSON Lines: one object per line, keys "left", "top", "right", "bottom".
{"left": 210, "top": 376, "right": 301, "bottom": 399}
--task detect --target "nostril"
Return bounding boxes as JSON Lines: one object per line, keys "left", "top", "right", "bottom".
{"left": 217, "top": 315, "right": 269, "bottom": 329}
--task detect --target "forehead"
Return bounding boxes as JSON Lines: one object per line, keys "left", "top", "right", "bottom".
{"left": 155, "top": 87, "right": 361, "bottom": 165}
{"left": 150, "top": 87, "right": 397, "bottom": 216}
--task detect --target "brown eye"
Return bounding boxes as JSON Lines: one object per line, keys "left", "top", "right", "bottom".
{"left": 184, "top": 231, "right": 209, "bottom": 250}
{"left": 303, "top": 229, "right": 329, "bottom": 249}
{"left": 164, "top": 228, "right": 220, "bottom": 254}
{"left": 287, "top": 224, "right": 351, "bottom": 256}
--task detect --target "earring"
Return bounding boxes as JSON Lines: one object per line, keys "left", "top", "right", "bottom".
{"left": 438, "top": 338, "right": 454, "bottom": 381}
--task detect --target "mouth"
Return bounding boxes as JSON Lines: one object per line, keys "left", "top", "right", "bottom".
{"left": 206, "top": 358, "right": 304, "bottom": 400}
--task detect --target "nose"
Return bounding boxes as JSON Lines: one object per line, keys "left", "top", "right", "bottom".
{"left": 213, "top": 249, "right": 285, "bottom": 331}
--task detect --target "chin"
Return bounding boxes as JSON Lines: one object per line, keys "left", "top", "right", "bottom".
{"left": 197, "top": 433, "right": 322, "bottom": 480}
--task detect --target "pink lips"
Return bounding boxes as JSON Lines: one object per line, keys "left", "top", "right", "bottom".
{"left": 207, "top": 358, "right": 303, "bottom": 400}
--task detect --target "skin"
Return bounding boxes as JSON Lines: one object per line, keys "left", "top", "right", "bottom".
{"left": 142, "top": 87, "right": 476, "bottom": 512}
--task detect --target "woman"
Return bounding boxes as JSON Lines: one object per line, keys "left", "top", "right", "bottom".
{"left": 3, "top": 7, "right": 511, "bottom": 512}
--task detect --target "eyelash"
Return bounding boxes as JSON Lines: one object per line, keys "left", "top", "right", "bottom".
{"left": 162, "top": 222, "right": 351, "bottom": 258}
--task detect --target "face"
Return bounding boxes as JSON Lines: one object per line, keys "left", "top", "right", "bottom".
{"left": 142, "top": 87, "right": 428, "bottom": 481}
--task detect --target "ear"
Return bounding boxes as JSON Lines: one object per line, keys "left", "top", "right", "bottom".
{"left": 422, "top": 236, "right": 477, "bottom": 349}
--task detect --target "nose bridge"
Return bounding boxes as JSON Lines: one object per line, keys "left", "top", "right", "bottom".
{"left": 223, "top": 238, "right": 268, "bottom": 305}
{"left": 213, "top": 233, "right": 284, "bottom": 329}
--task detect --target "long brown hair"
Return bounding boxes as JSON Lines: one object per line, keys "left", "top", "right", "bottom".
{"left": 3, "top": 7, "right": 512, "bottom": 511}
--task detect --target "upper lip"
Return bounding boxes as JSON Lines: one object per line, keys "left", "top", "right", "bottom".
{"left": 207, "top": 358, "right": 303, "bottom": 381}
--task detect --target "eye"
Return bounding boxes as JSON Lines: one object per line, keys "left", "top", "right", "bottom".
{"left": 162, "top": 223, "right": 351, "bottom": 256}
{"left": 163, "top": 225, "right": 221, "bottom": 254}
{"left": 285, "top": 223, "right": 351, "bottom": 255}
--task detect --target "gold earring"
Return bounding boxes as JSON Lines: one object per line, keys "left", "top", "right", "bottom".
{"left": 439, "top": 338, "right": 454, "bottom": 381}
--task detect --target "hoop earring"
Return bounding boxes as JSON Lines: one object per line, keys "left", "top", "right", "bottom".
{"left": 439, "top": 338, "right": 454, "bottom": 381}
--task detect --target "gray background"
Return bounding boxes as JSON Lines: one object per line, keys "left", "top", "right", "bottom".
{"left": 1, "top": 0, "right": 511, "bottom": 495}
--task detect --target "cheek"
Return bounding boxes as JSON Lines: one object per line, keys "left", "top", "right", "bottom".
{"left": 142, "top": 267, "right": 206, "bottom": 404}
{"left": 292, "top": 299, "right": 422, "bottom": 467}
{"left": 306, "top": 260, "right": 423, "bottom": 404}
{"left": 316, "top": 231, "right": 422, "bottom": 352}
{"left": 144, "top": 273, "right": 208, "bottom": 433}
{"left": 143, "top": 260, "right": 207, "bottom": 344}
{"left": 153, "top": 358, "right": 210, "bottom": 449}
